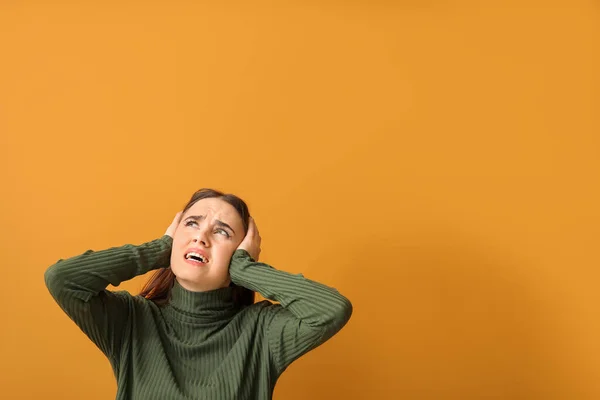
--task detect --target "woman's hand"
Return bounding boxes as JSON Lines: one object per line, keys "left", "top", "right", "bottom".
{"left": 165, "top": 211, "right": 183, "bottom": 238}
{"left": 237, "top": 217, "right": 261, "bottom": 261}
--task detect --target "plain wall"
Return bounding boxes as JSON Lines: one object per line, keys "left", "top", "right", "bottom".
{"left": 1, "top": 1, "right": 598, "bottom": 399}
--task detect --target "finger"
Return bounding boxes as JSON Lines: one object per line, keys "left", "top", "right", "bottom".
{"left": 173, "top": 211, "right": 182, "bottom": 223}
{"left": 250, "top": 217, "right": 259, "bottom": 233}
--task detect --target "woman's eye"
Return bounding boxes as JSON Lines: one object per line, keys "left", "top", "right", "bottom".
{"left": 184, "top": 221, "right": 229, "bottom": 238}
{"left": 216, "top": 229, "right": 230, "bottom": 238}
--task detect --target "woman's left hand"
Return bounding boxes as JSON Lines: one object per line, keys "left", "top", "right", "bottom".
{"left": 237, "top": 217, "right": 261, "bottom": 261}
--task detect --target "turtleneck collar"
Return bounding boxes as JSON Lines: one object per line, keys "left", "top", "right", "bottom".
{"left": 163, "top": 279, "right": 239, "bottom": 324}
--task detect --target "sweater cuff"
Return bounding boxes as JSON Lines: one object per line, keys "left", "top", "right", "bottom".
{"left": 133, "top": 235, "right": 174, "bottom": 275}
{"left": 233, "top": 248, "right": 255, "bottom": 262}
{"left": 160, "top": 235, "right": 174, "bottom": 245}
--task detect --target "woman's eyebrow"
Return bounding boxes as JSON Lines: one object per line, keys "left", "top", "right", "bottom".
{"left": 216, "top": 220, "right": 236, "bottom": 235}
{"left": 186, "top": 215, "right": 236, "bottom": 235}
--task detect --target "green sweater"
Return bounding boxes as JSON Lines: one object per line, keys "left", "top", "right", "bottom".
{"left": 44, "top": 235, "right": 352, "bottom": 400}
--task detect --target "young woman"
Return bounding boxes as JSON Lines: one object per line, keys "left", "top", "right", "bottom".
{"left": 44, "top": 188, "right": 353, "bottom": 400}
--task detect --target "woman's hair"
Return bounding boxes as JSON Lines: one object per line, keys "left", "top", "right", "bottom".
{"left": 139, "top": 188, "right": 255, "bottom": 307}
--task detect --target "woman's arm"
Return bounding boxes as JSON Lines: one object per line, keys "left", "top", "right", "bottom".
{"left": 229, "top": 248, "right": 353, "bottom": 375}
{"left": 230, "top": 217, "right": 353, "bottom": 374}
{"left": 44, "top": 235, "right": 173, "bottom": 360}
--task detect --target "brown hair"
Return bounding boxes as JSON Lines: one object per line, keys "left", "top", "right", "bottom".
{"left": 139, "top": 188, "right": 255, "bottom": 307}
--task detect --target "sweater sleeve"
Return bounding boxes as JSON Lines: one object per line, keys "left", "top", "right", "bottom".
{"left": 228, "top": 249, "right": 353, "bottom": 375}
{"left": 43, "top": 235, "right": 173, "bottom": 360}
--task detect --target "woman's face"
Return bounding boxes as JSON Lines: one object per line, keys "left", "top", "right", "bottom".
{"left": 170, "top": 197, "right": 245, "bottom": 292}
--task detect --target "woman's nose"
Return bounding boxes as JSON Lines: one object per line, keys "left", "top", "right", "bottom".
{"left": 192, "top": 236, "right": 208, "bottom": 246}
{"left": 192, "top": 230, "right": 210, "bottom": 247}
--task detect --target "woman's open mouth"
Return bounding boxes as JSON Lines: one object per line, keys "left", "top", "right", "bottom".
{"left": 184, "top": 251, "right": 209, "bottom": 266}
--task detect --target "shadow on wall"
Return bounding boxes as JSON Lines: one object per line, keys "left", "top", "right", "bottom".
{"left": 284, "top": 229, "right": 571, "bottom": 400}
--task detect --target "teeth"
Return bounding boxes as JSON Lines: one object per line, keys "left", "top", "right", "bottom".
{"left": 185, "top": 252, "right": 207, "bottom": 263}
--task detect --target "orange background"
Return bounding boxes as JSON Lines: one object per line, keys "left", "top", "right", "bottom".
{"left": 1, "top": 2, "right": 599, "bottom": 399}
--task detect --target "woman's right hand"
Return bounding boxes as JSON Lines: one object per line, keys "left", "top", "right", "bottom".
{"left": 165, "top": 211, "right": 183, "bottom": 238}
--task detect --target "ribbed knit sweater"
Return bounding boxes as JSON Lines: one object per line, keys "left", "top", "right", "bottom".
{"left": 44, "top": 235, "right": 352, "bottom": 400}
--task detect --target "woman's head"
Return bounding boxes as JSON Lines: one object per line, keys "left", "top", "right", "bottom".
{"left": 140, "top": 188, "right": 254, "bottom": 306}
{"left": 171, "top": 190, "right": 249, "bottom": 291}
